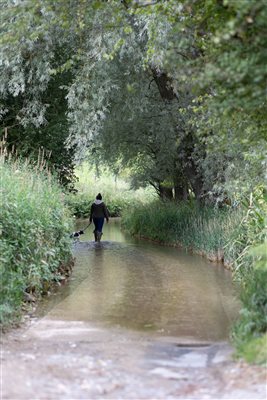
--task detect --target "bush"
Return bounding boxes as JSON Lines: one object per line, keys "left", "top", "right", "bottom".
{"left": 64, "top": 164, "right": 155, "bottom": 218}
{"left": 232, "top": 254, "right": 267, "bottom": 365}
{"left": 226, "top": 188, "right": 267, "bottom": 278}
{"left": 0, "top": 158, "right": 73, "bottom": 325}
{"left": 233, "top": 333, "right": 267, "bottom": 365}
{"left": 230, "top": 189, "right": 267, "bottom": 364}
{"left": 65, "top": 192, "right": 133, "bottom": 218}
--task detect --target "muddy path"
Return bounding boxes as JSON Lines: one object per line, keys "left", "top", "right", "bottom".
{"left": 1, "top": 220, "right": 266, "bottom": 399}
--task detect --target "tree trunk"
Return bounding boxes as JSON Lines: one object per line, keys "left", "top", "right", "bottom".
{"left": 151, "top": 69, "right": 176, "bottom": 101}
{"left": 159, "top": 184, "right": 173, "bottom": 201}
{"left": 173, "top": 173, "right": 189, "bottom": 201}
{"left": 184, "top": 163, "right": 204, "bottom": 202}
{"left": 150, "top": 67, "right": 207, "bottom": 202}
{"left": 177, "top": 131, "right": 207, "bottom": 202}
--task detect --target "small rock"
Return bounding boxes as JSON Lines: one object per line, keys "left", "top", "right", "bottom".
{"left": 23, "top": 292, "right": 36, "bottom": 302}
{"left": 150, "top": 367, "right": 187, "bottom": 380}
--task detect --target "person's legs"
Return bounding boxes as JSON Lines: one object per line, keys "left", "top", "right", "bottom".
{"left": 93, "top": 228, "right": 97, "bottom": 242}
{"left": 93, "top": 218, "right": 104, "bottom": 241}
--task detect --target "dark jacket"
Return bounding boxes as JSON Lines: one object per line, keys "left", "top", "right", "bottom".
{"left": 90, "top": 200, "right": 109, "bottom": 222}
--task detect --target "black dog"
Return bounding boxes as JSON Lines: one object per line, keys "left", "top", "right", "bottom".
{"left": 70, "top": 230, "right": 84, "bottom": 239}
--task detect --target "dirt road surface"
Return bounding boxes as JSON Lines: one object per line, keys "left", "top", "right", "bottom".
{"left": 1, "top": 317, "right": 266, "bottom": 400}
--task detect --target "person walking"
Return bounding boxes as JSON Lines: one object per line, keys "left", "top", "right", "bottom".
{"left": 89, "top": 193, "right": 109, "bottom": 242}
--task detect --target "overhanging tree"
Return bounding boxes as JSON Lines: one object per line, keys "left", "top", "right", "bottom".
{"left": 0, "top": 0, "right": 265, "bottom": 198}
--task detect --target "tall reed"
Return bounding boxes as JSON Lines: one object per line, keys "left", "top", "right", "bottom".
{"left": 122, "top": 201, "right": 242, "bottom": 264}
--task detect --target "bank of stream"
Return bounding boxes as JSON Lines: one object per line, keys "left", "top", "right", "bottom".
{"left": 1, "top": 219, "right": 266, "bottom": 399}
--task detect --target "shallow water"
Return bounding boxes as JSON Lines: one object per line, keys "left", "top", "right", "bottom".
{"left": 38, "top": 219, "right": 239, "bottom": 341}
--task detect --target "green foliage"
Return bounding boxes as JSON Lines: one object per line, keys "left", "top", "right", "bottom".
{"left": 232, "top": 251, "right": 267, "bottom": 365}
{"left": 229, "top": 189, "right": 267, "bottom": 363}
{"left": 1, "top": 0, "right": 266, "bottom": 200}
{"left": 66, "top": 192, "right": 128, "bottom": 218}
{"left": 1, "top": 66, "right": 77, "bottom": 190}
{"left": 0, "top": 157, "right": 73, "bottom": 325}
{"left": 238, "top": 266, "right": 267, "bottom": 334}
{"left": 233, "top": 334, "right": 267, "bottom": 365}
{"left": 226, "top": 187, "right": 267, "bottom": 278}
{"left": 0, "top": 1, "right": 87, "bottom": 189}
{"left": 122, "top": 200, "right": 241, "bottom": 262}
{"left": 65, "top": 165, "right": 155, "bottom": 217}
{"left": 134, "top": 0, "right": 267, "bottom": 199}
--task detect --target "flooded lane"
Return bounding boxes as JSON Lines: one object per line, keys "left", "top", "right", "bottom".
{"left": 4, "top": 220, "right": 265, "bottom": 400}
{"left": 39, "top": 219, "right": 239, "bottom": 342}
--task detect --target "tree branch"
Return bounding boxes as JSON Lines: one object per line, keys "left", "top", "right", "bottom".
{"left": 148, "top": 78, "right": 155, "bottom": 90}
{"left": 133, "top": 1, "right": 159, "bottom": 8}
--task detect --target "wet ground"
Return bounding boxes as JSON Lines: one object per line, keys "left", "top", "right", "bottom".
{"left": 1, "top": 220, "right": 266, "bottom": 399}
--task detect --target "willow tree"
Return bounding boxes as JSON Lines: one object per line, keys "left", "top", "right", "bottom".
{"left": 0, "top": 0, "right": 86, "bottom": 187}
{"left": 140, "top": 0, "right": 267, "bottom": 198}
{"left": 1, "top": 0, "right": 266, "bottom": 198}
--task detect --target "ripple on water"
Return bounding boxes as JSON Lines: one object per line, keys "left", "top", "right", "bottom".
{"left": 73, "top": 240, "right": 129, "bottom": 251}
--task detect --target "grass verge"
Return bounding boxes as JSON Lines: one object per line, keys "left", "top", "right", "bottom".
{"left": 0, "top": 158, "right": 73, "bottom": 326}
{"left": 122, "top": 200, "right": 241, "bottom": 264}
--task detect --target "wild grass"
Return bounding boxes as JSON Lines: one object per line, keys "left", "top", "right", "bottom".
{"left": 0, "top": 153, "right": 73, "bottom": 325}
{"left": 229, "top": 190, "right": 267, "bottom": 364}
{"left": 122, "top": 200, "right": 242, "bottom": 263}
{"left": 233, "top": 333, "right": 267, "bottom": 365}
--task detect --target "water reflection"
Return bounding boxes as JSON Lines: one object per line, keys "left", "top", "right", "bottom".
{"left": 40, "top": 219, "right": 239, "bottom": 341}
